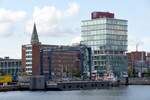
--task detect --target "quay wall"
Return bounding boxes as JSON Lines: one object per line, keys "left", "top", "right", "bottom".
{"left": 1, "top": 78, "right": 150, "bottom": 92}
{"left": 0, "top": 86, "right": 19, "bottom": 91}
{"left": 120, "top": 77, "right": 150, "bottom": 85}
{"left": 49, "top": 81, "right": 118, "bottom": 90}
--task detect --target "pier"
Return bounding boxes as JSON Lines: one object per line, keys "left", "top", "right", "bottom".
{"left": 47, "top": 80, "right": 119, "bottom": 90}
{"left": 1, "top": 77, "right": 150, "bottom": 92}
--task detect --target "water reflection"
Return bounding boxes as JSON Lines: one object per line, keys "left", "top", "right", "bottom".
{"left": 0, "top": 86, "right": 150, "bottom": 100}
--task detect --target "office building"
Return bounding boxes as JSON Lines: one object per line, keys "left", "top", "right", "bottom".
{"left": 127, "top": 51, "right": 146, "bottom": 64}
{"left": 40, "top": 45, "right": 92, "bottom": 80}
{"left": 127, "top": 51, "right": 149, "bottom": 75}
{"left": 22, "top": 24, "right": 92, "bottom": 80}
{"left": 81, "top": 12, "right": 128, "bottom": 77}
{"left": 0, "top": 57, "right": 21, "bottom": 80}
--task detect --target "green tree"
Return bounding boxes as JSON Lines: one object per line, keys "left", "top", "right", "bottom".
{"left": 72, "top": 70, "right": 81, "bottom": 78}
{"left": 128, "top": 65, "right": 133, "bottom": 77}
{"left": 143, "top": 69, "right": 150, "bottom": 77}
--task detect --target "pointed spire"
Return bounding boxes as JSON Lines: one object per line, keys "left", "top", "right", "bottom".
{"left": 31, "top": 23, "right": 40, "bottom": 44}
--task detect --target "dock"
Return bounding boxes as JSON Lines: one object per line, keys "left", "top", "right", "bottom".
{"left": 47, "top": 80, "right": 119, "bottom": 90}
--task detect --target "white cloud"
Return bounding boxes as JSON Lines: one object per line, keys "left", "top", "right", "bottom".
{"left": 65, "top": 2, "right": 80, "bottom": 17}
{"left": 0, "top": 8, "right": 26, "bottom": 37}
{"left": 26, "top": 2, "right": 80, "bottom": 37}
{"left": 71, "top": 36, "right": 81, "bottom": 44}
{"left": 0, "top": 8, "right": 26, "bottom": 22}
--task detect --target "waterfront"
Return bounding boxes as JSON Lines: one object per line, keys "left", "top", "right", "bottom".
{"left": 0, "top": 85, "right": 150, "bottom": 100}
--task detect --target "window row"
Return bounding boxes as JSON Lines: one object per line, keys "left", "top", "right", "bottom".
{"left": 0, "top": 62, "right": 21, "bottom": 67}
{"left": 26, "top": 51, "right": 32, "bottom": 54}
{"left": 93, "top": 56, "right": 127, "bottom": 61}
{"left": 82, "top": 19, "right": 127, "bottom": 26}
{"left": 83, "top": 40, "right": 127, "bottom": 46}
{"left": 82, "top": 30, "right": 127, "bottom": 36}
{"left": 82, "top": 19, "right": 106, "bottom": 26}
{"left": 82, "top": 35, "right": 127, "bottom": 41}
{"left": 82, "top": 24, "right": 127, "bottom": 31}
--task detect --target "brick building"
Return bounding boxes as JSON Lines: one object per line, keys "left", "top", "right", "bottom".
{"left": 127, "top": 51, "right": 146, "bottom": 63}
{"left": 146, "top": 53, "right": 150, "bottom": 61}
{"left": 40, "top": 45, "right": 92, "bottom": 80}
{"left": 146, "top": 53, "right": 150, "bottom": 68}
{"left": 22, "top": 24, "right": 92, "bottom": 81}
{"left": 127, "top": 51, "right": 149, "bottom": 75}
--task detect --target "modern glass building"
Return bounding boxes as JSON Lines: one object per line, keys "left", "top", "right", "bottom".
{"left": 0, "top": 57, "right": 21, "bottom": 80}
{"left": 81, "top": 12, "right": 128, "bottom": 77}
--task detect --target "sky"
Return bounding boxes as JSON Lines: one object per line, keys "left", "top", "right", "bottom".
{"left": 0, "top": 0, "right": 150, "bottom": 58}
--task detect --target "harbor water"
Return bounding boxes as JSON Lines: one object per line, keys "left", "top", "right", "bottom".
{"left": 0, "top": 85, "right": 150, "bottom": 100}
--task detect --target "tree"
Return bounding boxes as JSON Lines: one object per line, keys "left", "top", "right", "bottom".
{"left": 143, "top": 69, "right": 150, "bottom": 77}
{"left": 72, "top": 70, "right": 81, "bottom": 78}
{"left": 18, "top": 72, "right": 28, "bottom": 76}
{"left": 128, "top": 65, "right": 133, "bottom": 77}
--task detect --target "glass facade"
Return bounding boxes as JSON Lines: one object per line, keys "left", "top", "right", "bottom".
{"left": 0, "top": 58, "right": 21, "bottom": 80}
{"left": 81, "top": 18, "right": 128, "bottom": 77}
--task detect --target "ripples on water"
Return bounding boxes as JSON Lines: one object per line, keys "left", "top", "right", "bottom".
{"left": 0, "top": 85, "right": 150, "bottom": 100}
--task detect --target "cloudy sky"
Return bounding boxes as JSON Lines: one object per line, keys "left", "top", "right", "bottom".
{"left": 0, "top": 0, "right": 150, "bottom": 58}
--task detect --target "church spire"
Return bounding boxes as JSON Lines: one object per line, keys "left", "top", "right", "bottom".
{"left": 31, "top": 23, "right": 40, "bottom": 44}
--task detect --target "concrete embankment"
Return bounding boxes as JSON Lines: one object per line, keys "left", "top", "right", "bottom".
{"left": 120, "top": 77, "right": 150, "bottom": 85}
{"left": 1, "top": 78, "right": 150, "bottom": 92}
{"left": 47, "top": 81, "right": 119, "bottom": 90}
{"left": 0, "top": 86, "right": 19, "bottom": 92}
{"left": 0, "top": 80, "right": 119, "bottom": 91}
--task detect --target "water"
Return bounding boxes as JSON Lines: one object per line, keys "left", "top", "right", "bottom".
{"left": 0, "top": 85, "right": 150, "bottom": 100}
